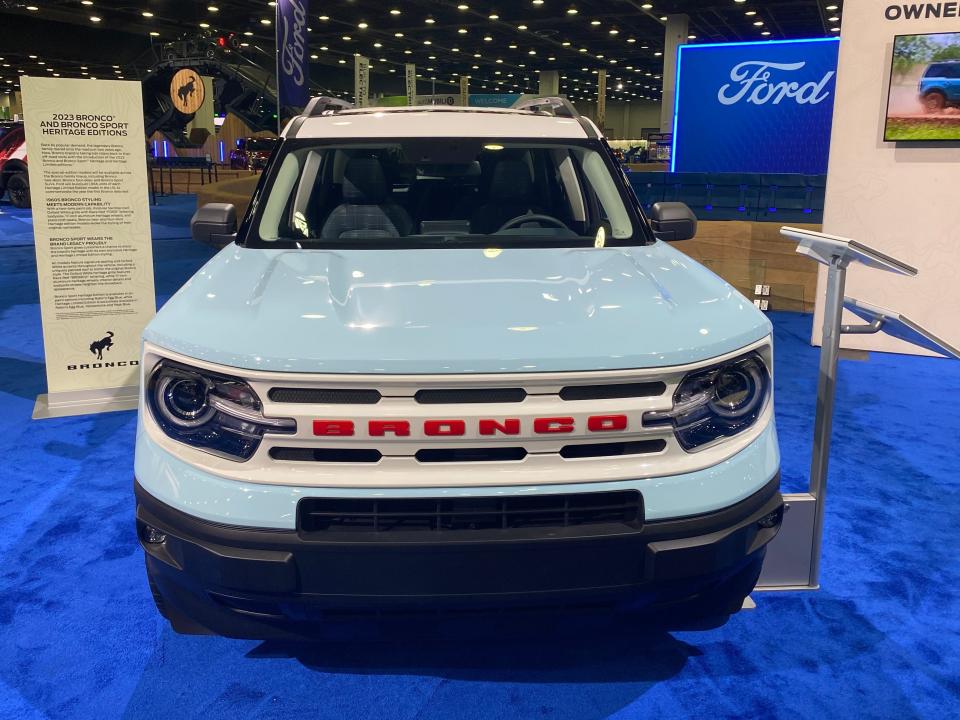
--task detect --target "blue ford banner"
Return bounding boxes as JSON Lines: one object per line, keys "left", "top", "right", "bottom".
{"left": 671, "top": 38, "right": 840, "bottom": 174}
{"left": 276, "top": 0, "right": 309, "bottom": 111}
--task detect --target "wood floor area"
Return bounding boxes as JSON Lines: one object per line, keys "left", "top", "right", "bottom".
{"left": 674, "top": 221, "right": 822, "bottom": 313}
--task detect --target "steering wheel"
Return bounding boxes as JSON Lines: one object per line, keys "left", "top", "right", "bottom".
{"left": 496, "top": 213, "right": 569, "bottom": 232}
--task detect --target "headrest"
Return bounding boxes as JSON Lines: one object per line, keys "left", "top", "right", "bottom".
{"left": 343, "top": 157, "right": 388, "bottom": 204}
{"left": 489, "top": 160, "right": 533, "bottom": 202}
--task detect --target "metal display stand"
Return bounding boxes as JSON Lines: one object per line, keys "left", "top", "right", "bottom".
{"left": 33, "top": 386, "right": 140, "bottom": 420}
{"left": 757, "top": 227, "right": 960, "bottom": 590}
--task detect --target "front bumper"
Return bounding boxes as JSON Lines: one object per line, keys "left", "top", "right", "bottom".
{"left": 136, "top": 474, "right": 783, "bottom": 638}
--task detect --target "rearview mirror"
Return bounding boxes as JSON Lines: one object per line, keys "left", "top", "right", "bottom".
{"left": 649, "top": 202, "right": 698, "bottom": 241}
{"left": 191, "top": 203, "right": 237, "bottom": 249}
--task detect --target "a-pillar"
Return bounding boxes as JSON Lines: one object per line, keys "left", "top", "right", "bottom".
{"left": 659, "top": 14, "right": 688, "bottom": 132}
{"left": 539, "top": 70, "right": 559, "bottom": 96}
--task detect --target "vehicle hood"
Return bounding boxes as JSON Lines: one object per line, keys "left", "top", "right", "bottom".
{"left": 144, "top": 242, "right": 771, "bottom": 374}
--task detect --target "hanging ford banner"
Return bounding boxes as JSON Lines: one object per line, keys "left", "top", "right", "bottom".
{"left": 671, "top": 38, "right": 840, "bottom": 174}
{"left": 276, "top": 0, "right": 309, "bottom": 111}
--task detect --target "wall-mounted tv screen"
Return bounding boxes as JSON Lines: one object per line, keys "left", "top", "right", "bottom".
{"left": 886, "top": 32, "right": 960, "bottom": 142}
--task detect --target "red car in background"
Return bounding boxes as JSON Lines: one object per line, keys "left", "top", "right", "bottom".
{"left": 228, "top": 136, "right": 277, "bottom": 172}
{"left": 0, "top": 121, "right": 30, "bottom": 208}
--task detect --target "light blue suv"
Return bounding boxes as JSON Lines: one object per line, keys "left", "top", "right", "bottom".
{"left": 134, "top": 98, "right": 783, "bottom": 638}
{"left": 919, "top": 61, "right": 960, "bottom": 112}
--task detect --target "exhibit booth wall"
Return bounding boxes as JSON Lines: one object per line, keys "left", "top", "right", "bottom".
{"left": 817, "top": 0, "right": 960, "bottom": 355}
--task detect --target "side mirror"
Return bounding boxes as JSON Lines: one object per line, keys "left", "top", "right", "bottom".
{"left": 649, "top": 201, "right": 698, "bottom": 241}
{"left": 191, "top": 203, "right": 237, "bottom": 249}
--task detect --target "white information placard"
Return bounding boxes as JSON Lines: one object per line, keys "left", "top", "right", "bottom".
{"left": 21, "top": 76, "right": 155, "bottom": 418}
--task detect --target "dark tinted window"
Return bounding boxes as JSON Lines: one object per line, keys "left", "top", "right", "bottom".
{"left": 926, "top": 63, "right": 960, "bottom": 79}
{"left": 252, "top": 139, "right": 642, "bottom": 247}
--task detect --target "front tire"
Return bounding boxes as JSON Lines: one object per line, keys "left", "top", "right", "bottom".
{"left": 6, "top": 172, "right": 30, "bottom": 208}
{"left": 923, "top": 92, "right": 947, "bottom": 113}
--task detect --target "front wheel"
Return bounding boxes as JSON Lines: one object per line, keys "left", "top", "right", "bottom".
{"left": 6, "top": 172, "right": 30, "bottom": 209}
{"left": 924, "top": 92, "right": 947, "bottom": 113}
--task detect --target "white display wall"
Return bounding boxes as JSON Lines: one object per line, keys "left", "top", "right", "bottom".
{"left": 816, "top": 0, "right": 960, "bottom": 355}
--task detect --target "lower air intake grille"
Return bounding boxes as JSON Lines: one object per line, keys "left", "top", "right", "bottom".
{"left": 298, "top": 491, "right": 642, "bottom": 536}
{"left": 560, "top": 439, "right": 666, "bottom": 459}
{"left": 270, "top": 447, "right": 383, "bottom": 463}
{"left": 415, "top": 447, "right": 527, "bottom": 463}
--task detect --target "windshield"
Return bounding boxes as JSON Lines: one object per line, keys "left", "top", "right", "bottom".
{"left": 247, "top": 138, "right": 649, "bottom": 248}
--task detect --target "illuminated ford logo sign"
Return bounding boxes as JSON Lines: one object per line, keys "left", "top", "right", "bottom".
{"left": 718, "top": 61, "right": 836, "bottom": 106}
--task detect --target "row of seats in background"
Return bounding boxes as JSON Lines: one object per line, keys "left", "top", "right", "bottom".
{"left": 627, "top": 172, "right": 827, "bottom": 224}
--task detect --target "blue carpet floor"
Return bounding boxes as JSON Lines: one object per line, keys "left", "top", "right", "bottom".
{"left": 0, "top": 195, "right": 959, "bottom": 719}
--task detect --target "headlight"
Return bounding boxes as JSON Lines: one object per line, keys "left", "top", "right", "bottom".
{"left": 147, "top": 360, "right": 295, "bottom": 461}
{"left": 643, "top": 352, "right": 770, "bottom": 451}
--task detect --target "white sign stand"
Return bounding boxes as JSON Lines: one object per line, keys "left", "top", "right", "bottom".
{"left": 21, "top": 77, "right": 155, "bottom": 419}
{"left": 757, "top": 227, "right": 958, "bottom": 590}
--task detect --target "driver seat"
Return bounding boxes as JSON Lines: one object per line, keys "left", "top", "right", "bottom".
{"left": 469, "top": 160, "right": 544, "bottom": 234}
{"left": 321, "top": 157, "right": 413, "bottom": 239}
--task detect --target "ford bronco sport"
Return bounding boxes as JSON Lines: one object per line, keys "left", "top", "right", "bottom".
{"left": 919, "top": 60, "right": 960, "bottom": 112}
{"left": 135, "top": 98, "right": 783, "bottom": 637}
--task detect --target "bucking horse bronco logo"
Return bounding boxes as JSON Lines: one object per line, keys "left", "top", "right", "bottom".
{"left": 90, "top": 331, "right": 114, "bottom": 361}
{"left": 177, "top": 76, "right": 196, "bottom": 106}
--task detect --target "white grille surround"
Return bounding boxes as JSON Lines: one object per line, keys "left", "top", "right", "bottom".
{"left": 140, "top": 338, "right": 774, "bottom": 489}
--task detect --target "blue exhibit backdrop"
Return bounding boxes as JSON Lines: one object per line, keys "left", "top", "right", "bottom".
{"left": 671, "top": 38, "right": 840, "bottom": 174}
{"left": 276, "top": 0, "right": 310, "bottom": 112}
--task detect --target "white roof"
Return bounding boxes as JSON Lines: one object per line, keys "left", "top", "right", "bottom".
{"left": 290, "top": 106, "right": 593, "bottom": 140}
